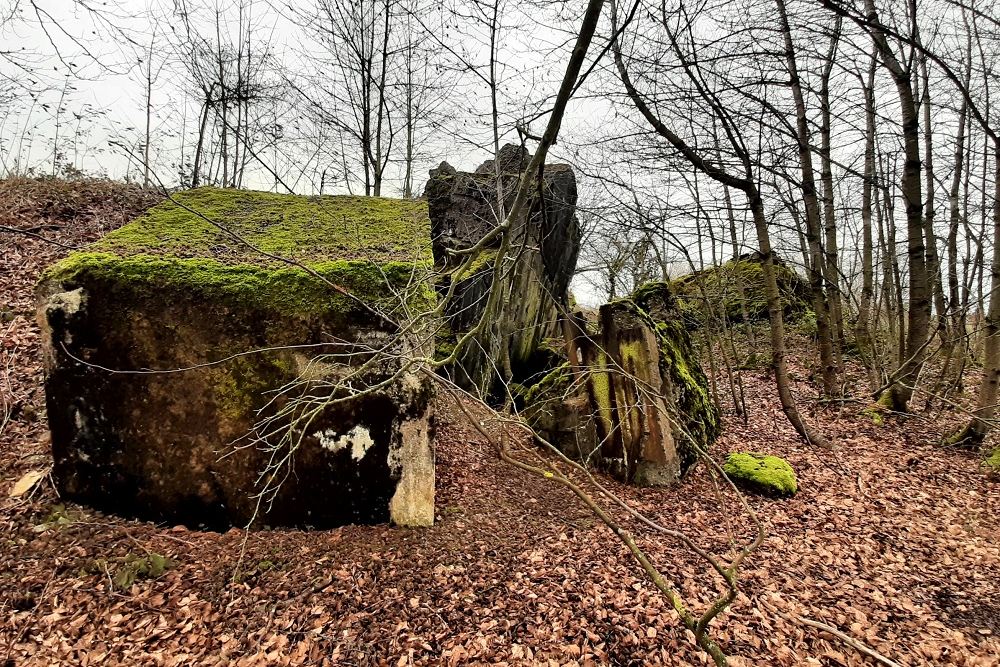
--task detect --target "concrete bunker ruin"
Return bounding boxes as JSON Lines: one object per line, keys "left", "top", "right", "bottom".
{"left": 37, "top": 146, "right": 721, "bottom": 529}
{"left": 38, "top": 188, "right": 436, "bottom": 529}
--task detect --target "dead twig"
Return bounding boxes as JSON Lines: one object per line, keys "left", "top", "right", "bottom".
{"left": 795, "top": 615, "right": 904, "bottom": 667}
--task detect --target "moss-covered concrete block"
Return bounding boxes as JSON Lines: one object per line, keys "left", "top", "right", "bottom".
{"left": 723, "top": 452, "right": 798, "bottom": 497}
{"left": 38, "top": 187, "right": 437, "bottom": 529}
{"left": 671, "top": 252, "right": 809, "bottom": 326}
{"left": 534, "top": 283, "right": 721, "bottom": 486}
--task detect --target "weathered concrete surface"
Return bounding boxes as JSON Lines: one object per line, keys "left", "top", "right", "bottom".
{"left": 525, "top": 282, "right": 720, "bottom": 486}
{"left": 424, "top": 144, "right": 581, "bottom": 395}
{"left": 671, "top": 252, "right": 810, "bottom": 325}
{"left": 38, "top": 188, "right": 436, "bottom": 528}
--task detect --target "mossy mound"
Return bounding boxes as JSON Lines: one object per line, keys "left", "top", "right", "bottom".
{"left": 670, "top": 254, "right": 809, "bottom": 325}
{"left": 723, "top": 452, "right": 798, "bottom": 497}
{"left": 42, "top": 187, "right": 436, "bottom": 319}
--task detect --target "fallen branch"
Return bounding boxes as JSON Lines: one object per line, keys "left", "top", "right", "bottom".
{"left": 796, "top": 615, "right": 903, "bottom": 667}
{"left": 0, "top": 225, "right": 81, "bottom": 250}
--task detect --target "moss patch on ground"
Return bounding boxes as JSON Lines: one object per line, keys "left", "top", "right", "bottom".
{"left": 861, "top": 403, "right": 886, "bottom": 426}
{"left": 85, "top": 552, "right": 174, "bottom": 591}
{"left": 723, "top": 452, "right": 798, "bottom": 497}
{"left": 984, "top": 449, "right": 1000, "bottom": 474}
{"left": 40, "top": 188, "right": 436, "bottom": 318}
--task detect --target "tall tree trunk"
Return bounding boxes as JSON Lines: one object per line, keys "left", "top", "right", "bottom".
{"left": 750, "top": 193, "right": 831, "bottom": 448}
{"left": 933, "top": 36, "right": 973, "bottom": 406}
{"left": 373, "top": 0, "right": 392, "bottom": 197}
{"left": 775, "top": 0, "right": 838, "bottom": 396}
{"left": 820, "top": 15, "right": 844, "bottom": 368}
{"left": 948, "top": 142, "right": 1000, "bottom": 446}
{"left": 877, "top": 178, "right": 898, "bottom": 375}
{"left": 192, "top": 95, "right": 211, "bottom": 188}
{"left": 856, "top": 51, "right": 878, "bottom": 386}
{"left": 951, "top": 20, "right": 974, "bottom": 363}
{"left": 143, "top": 30, "right": 156, "bottom": 189}
{"left": 948, "top": 107, "right": 969, "bottom": 336}
{"left": 403, "top": 28, "right": 415, "bottom": 198}
{"left": 919, "top": 55, "right": 949, "bottom": 347}
{"left": 866, "top": 0, "right": 929, "bottom": 411}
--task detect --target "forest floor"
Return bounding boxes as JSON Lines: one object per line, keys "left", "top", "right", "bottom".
{"left": 2, "top": 178, "right": 999, "bottom": 666}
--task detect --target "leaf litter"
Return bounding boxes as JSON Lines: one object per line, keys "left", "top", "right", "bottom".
{"left": 1, "top": 178, "right": 998, "bottom": 665}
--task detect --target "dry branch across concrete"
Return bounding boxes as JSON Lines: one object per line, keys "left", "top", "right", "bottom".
{"left": 37, "top": 187, "right": 437, "bottom": 529}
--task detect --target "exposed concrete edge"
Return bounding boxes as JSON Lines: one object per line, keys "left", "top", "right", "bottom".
{"left": 389, "top": 417, "right": 435, "bottom": 527}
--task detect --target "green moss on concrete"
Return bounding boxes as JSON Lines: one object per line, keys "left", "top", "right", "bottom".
{"left": 617, "top": 338, "right": 642, "bottom": 368}
{"left": 452, "top": 249, "right": 498, "bottom": 281}
{"left": 618, "top": 283, "right": 720, "bottom": 449}
{"left": 94, "top": 187, "right": 432, "bottom": 264}
{"left": 653, "top": 316, "right": 720, "bottom": 454}
{"left": 670, "top": 257, "right": 808, "bottom": 325}
{"left": 585, "top": 349, "right": 616, "bottom": 438}
{"left": 434, "top": 337, "right": 456, "bottom": 362}
{"left": 790, "top": 309, "right": 818, "bottom": 337}
{"left": 42, "top": 252, "right": 435, "bottom": 318}
{"left": 41, "top": 188, "right": 436, "bottom": 319}
{"left": 723, "top": 452, "right": 797, "bottom": 497}
{"left": 513, "top": 275, "right": 548, "bottom": 366}
{"left": 522, "top": 362, "right": 571, "bottom": 406}
{"left": 215, "top": 354, "right": 297, "bottom": 420}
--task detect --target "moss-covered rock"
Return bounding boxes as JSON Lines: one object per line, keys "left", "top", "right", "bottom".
{"left": 38, "top": 187, "right": 436, "bottom": 529}
{"left": 425, "top": 145, "right": 580, "bottom": 397}
{"left": 723, "top": 452, "right": 798, "bottom": 497}
{"left": 670, "top": 253, "right": 809, "bottom": 326}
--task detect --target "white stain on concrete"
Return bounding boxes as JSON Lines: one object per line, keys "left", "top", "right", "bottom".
{"left": 316, "top": 424, "right": 375, "bottom": 461}
{"left": 49, "top": 288, "right": 86, "bottom": 316}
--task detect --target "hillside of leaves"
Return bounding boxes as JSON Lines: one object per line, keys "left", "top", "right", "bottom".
{"left": 1, "top": 178, "right": 998, "bottom": 666}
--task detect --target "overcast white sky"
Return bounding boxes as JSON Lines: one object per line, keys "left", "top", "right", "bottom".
{"left": 0, "top": 0, "right": 615, "bottom": 192}
{"left": 2, "top": 0, "right": 629, "bottom": 303}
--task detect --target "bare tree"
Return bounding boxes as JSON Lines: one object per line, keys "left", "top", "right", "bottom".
{"left": 609, "top": 0, "right": 832, "bottom": 449}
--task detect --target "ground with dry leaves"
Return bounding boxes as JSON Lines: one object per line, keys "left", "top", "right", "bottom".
{"left": 2, "top": 177, "right": 999, "bottom": 666}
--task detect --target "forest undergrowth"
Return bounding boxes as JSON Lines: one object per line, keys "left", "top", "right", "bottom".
{"left": 1, "top": 179, "right": 998, "bottom": 666}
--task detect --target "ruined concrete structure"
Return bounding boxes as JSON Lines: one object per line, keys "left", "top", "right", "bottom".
{"left": 38, "top": 189, "right": 435, "bottom": 528}
{"left": 525, "top": 282, "right": 720, "bottom": 486}
{"left": 37, "top": 147, "right": 721, "bottom": 530}
{"left": 424, "top": 145, "right": 580, "bottom": 394}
